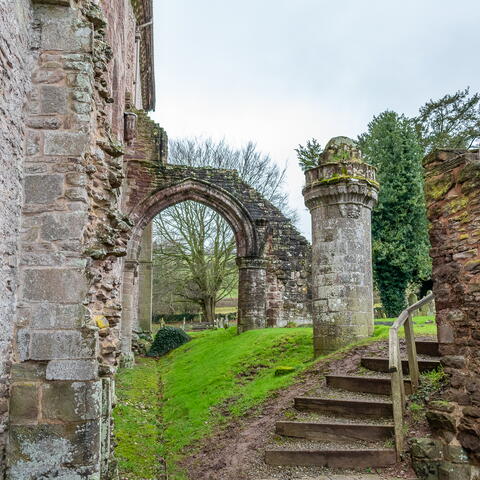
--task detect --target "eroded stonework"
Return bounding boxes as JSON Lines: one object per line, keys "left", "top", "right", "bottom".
{"left": 1, "top": 0, "right": 154, "bottom": 477}
{"left": 0, "top": 1, "right": 311, "bottom": 476}
{"left": 121, "top": 112, "right": 312, "bottom": 344}
{"left": 0, "top": 0, "right": 34, "bottom": 472}
{"left": 424, "top": 149, "right": 480, "bottom": 476}
{"left": 303, "top": 137, "right": 379, "bottom": 356}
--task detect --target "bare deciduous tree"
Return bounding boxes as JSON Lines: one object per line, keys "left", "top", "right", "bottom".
{"left": 152, "top": 137, "right": 294, "bottom": 323}
{"left": 153, "top": 202, "right": 236, "bottom": 323}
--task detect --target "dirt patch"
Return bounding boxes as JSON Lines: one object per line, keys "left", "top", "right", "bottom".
{"left": 180, "top": 339, "right": 422, "bottom": 480}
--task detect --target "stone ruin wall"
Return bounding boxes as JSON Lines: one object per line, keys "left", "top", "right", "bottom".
{"left": 419, "top": 149, "right": 480, "bottom": 478}
{"left": 3, "top": 0, "right": 147, "bottom": 477}
{"left": 124, "top": 113, "right": 312, "bottom": 330}
{"left": 0, "top": 0, "right": 35, "bottom": 472}
{"left": 0, "top": 0, "right": 309, "bottom": 475}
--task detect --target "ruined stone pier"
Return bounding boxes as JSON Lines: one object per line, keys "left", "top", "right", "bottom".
{"left": 303, "top": 137, "right": 379, "bottom": 356}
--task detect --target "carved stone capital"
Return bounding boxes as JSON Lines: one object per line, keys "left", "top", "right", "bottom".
{"left": 303, "top": 161, "right": 379, "bottom": 211}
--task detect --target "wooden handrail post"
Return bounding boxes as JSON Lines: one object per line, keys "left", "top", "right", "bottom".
{"left": 388, "top": 292, "right": 434, "bottom": 458}
{"left": 391, "top": 367, "right": 404, "bottom": 460}
{"left": 397, "top": 340, "right": 406, "bottom": 412}
{"left": 405, "top": 312, "right": 420, "bottom": 390}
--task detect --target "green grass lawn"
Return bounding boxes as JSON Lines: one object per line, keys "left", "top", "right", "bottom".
{"left": 114, "top": 316, "right": 436, "bottom": 479}
{"left": 113, "top": 357, "right": 164, "bottom": 479}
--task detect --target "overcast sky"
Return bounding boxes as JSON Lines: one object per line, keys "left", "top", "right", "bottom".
{"left": 151, "top": 0, "right": 480, "bottom": 239}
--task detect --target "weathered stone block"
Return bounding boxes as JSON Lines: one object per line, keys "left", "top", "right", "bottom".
{"left": 11, "top": 362, "right": 47, "bottom": 381}
{"left": 65, "top": 172, "right": 87, "bottom": 186}
{"left": 100, "top": 377, "right": 112, "bottom": 418}
{"left": 22, "top": 268, "right": 87, "bottom": 302}
{"left": 441, "top": 356, "right": 466, "bottom": 369}
{"left": 444, "top": 444, "right": 469, "bottom": 463}
{"left": 27, "top": 329, "right": 97, "bottom": 360}
{"left": 46, "top": 359, "right": 98, "bottom": 381}
{"left": 412, "top": 460, "right": 439, "bottom": 480}
{"left": 8, "top": 421, "right": 101, "bottom": 475}
{"left": 438, "top": 462, "right": 471, "bottom": 480}
{"left": 25, "top": 131, "right": 41, "bottom": 156}
{"left": 40, "top": 85, "right": 67, "bottom": 114}
{"left": 39, "top": 211, "right": 86, "bottom": 241}
{"left": 65, "top": 186, "right": 89, "bottom": 202}
{"left": 42, "top": 380, "right": 101, "bottom": 421}
{"left": 26, "top": 116, "right": 62, "bottom": 129}
{"left": 426, "top": 410, "right": 457, "bottom": 442}
{"left": 31, "top": 68, "right": 65, "bottom": 84}
{"left": 410, "top": 437, "right": 443, "bottom": 460}
{"left": 35, "top": 5, "right": 92, "bottom": 52}
{"left": 32, "top": 0, "right": 71, "bottom": 5}
{"left": 9, "top": 383, "right": 39, "bottom": 423}
{"left": 438, "top": 323, "right": 455, "bottom": 344}
{"left": 24, "top": 174, "right": 63, "bottom": 204}
{"left": 30, "top": 303, "right": 87, "bottom": 329}
{"left": 44, "top": 131, "right": 89, "bottom": 156}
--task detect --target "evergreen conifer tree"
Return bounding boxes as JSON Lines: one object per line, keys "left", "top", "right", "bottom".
{"left": 358, "top": 111, "right": 431, "bottom": 316}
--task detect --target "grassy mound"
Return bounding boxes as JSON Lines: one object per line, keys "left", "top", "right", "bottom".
{"left": 114, "top": 317, "right": 436, "bottom": 479}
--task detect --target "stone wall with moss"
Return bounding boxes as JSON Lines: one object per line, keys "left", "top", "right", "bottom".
{"left": 303, "top": 137, "right": 378, "bottom": 356}
{"left": 123, "top": 113, "right": 312, "bottom": 330}
{"left": 5, "top": 0, "right": 145, "bottom": 477}
{"left": 422, "top": 149, "right": 480, "bottom": 478}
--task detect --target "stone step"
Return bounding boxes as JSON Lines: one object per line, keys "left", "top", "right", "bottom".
{"left": 326, "top": 374, "right": 412, "bottom": 395}
{"left": 294, "top": 397, "right": 393, "bottom": 418}
{"left": 275, "top": 420, "right": 394, "bottom": 442}
{"left": 264, "top": 448, "right": 397, "bottom": 467}
{"left": 415, "top": 340, "right": 440, "bottom": 356}
{"left": 360, "top": 357, "right": 440, "bottom": 374}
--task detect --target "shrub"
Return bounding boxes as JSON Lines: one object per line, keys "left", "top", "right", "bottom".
{"left": 147, "top": 327, "right": 191, "bottom": 357}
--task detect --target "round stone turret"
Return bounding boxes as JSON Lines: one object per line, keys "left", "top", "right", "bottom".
{"left": 302, "top": 136, "right": 379, "bottom": 356}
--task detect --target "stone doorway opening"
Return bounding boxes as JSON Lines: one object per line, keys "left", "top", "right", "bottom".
{"left": 140, "top": 200, "right": 240, "bottom": 336}
{"left": 120, "top": 179, "right": 269, "bottom": 362}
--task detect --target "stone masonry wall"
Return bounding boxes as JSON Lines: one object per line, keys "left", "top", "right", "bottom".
{"left": 424, "top": 149, "right": 480, "bottom": 475}
{"left": 0, "top": 0, "right": 34, "bottom": 473}
{"left": 124, "top": 113, "right": 312, "bottom": 328}
{"left": 6, "top": 1, "right": 142, "bottom": 477}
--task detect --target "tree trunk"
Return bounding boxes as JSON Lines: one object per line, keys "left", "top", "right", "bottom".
{"left": 201, "top": 296, "right": 216, "bottom": 324}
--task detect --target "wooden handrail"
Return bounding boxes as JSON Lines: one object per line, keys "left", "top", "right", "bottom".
{"left": 388, "top": 292, "right": 434, "bottom": 460}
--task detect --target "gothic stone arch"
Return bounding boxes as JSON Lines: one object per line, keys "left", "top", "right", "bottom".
{"left": 119, "top": 114, "right": 312, "bottom": 360}
{"left": 2, "top": 0, "right": 310, "bottom": 470}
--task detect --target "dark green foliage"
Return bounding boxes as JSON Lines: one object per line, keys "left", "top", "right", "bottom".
{"left": 295, "top": 138, "right": 323, "bottom": 171}
{"left": 414, "top": 87, "right": 480, "bottom": 153}
{"left": 152, "top": 313, "right": 198, "bottom": 324}
{"left": 358, "top": 111, "right": 431, "bottom": 317}
{"left": 151, "top": 312, "right": 237, "bottom": 324}
{"left": 147, "top": 327, "right": 191, "bottom": 357}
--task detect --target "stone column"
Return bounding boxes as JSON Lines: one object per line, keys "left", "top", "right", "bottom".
{"left": 236, "top": 257, "right": 268, "bottom": 333}
{"left": 120, "top": 260, "right": 138, "bottom": 366}
{"left": 303, "top": 137, "right": 379, "bottom": 356}
{"left": 136, "top": 222, "right": 153, "bottom": 332}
